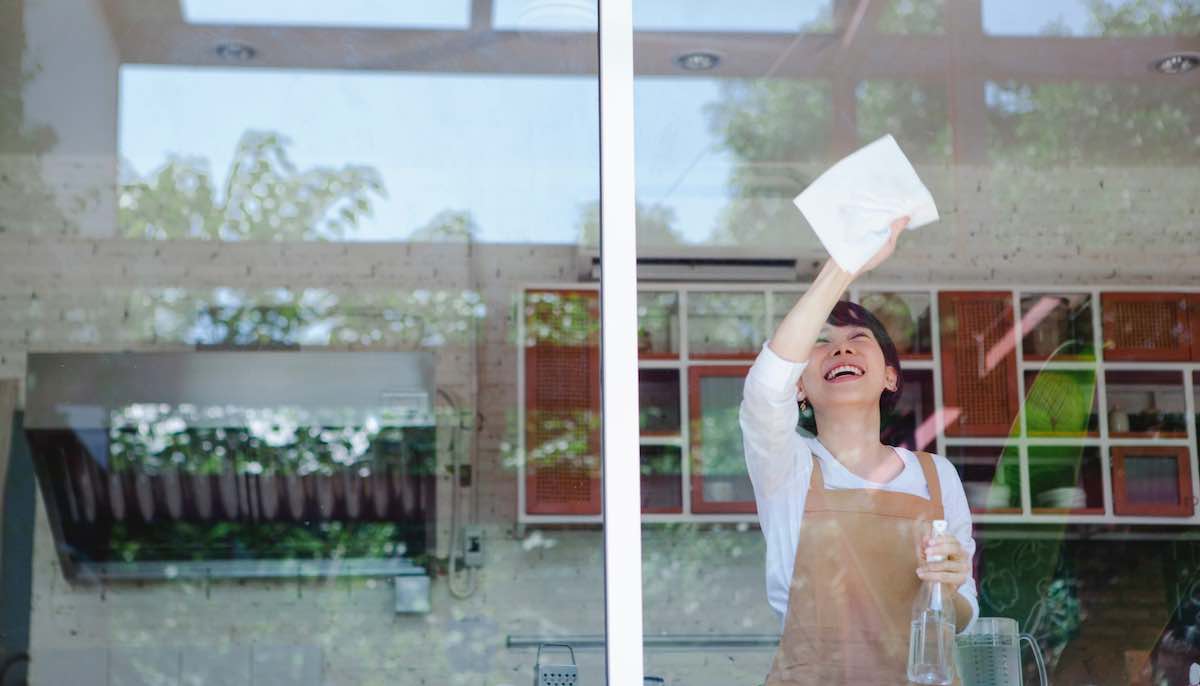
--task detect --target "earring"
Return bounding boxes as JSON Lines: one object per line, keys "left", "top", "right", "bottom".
{"left": 799, "top": 398, "right": 809, "bottom": 413}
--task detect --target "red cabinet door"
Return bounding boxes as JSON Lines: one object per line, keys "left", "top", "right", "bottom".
{"left": 1101, "top": 292, "right": 1191, "bottom": 362}
{"left": 524, "top": 289, "right": 602, "bottom": 515}
{"left": 938, "top": 291, "right": 1020, "bottom": 437}
{"left": 1112, "top": 446, "right": 1194, "bottom": 517}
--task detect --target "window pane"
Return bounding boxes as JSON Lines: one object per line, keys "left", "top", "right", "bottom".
{"left": 687, "top": 292, "right": 765, "bottom": 358}
{"left": 0, "top": 3, "right": 606, "bottom": 684}
{"left": 633, "top": 1, "right": 1200, "bottom": 683}
{"left": 983, "top": 0, "right": 1200, "bottom": 36}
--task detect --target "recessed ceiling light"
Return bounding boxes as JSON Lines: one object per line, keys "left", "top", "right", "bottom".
{"left": 1150, "top": 52, "right": 1199, "bottom": 75}
{"left": 676, "top": 51, "right": 721, "bottom": 71}
{"left": 215, "top": 41, "right": 258, "bottom": 62}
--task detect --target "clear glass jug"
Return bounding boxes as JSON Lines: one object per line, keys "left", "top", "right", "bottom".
{"left": 955, "top": 617, "right": 1048, "bottom": 686}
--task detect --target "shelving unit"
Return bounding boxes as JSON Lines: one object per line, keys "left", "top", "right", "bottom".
{"left": 517, "top": 283, "right": 1200, "bottom": 526}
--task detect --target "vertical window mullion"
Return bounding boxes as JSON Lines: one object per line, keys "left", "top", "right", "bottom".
{"left": 598, "top": 1, "right": 645, "bottom": 684}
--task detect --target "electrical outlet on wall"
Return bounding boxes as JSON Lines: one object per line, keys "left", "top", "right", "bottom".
{"left": 462, "top": 526, "right": 484, "bottom": 568}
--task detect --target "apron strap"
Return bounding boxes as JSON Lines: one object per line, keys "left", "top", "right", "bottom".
{"left": 806, "top": 454, "right": 826, "bottom": 508}
{"left": 913, "top": 450, "right": 945, "bottom": 519}
{"left": 805, "top": 449, "right": 945, "bottom": 518}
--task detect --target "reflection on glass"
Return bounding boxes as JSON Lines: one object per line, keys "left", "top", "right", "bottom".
{"left": 1023, "top": 369, "right": 1099, "bottom": 438}
{"left": 983, "top": 0, "right": 1200, "bottom": 36}
{"left": 6, "top": 0, "right": 614, "bottom": 682}
{"left": 180, "top": 0, "right": 472, "bottom": 28}
{"left": 944, "top": 444, "right": 1021, "bottom": 513}
{"left": 860, "top": 291, "right": 933, "bottom": 358}
{"left": 1112, "top": 446, "right": 1192, "bottom": 516}
{"left": 523, "top": 289, "right": 602, "bottom": 516}
{"left": 770, "top": 291, "right": 803, "bottom": 332}
{"left": 878, "top": 0, "right": 945, "bottom": 34}
{"left": 856, "top": 81, "right": 952, "bottom": 162}
{"left": 1105, "top": 370, "right": 1188, "bottom": 438}
{"left": 119, "top": 68, "right": 600, "bottom": 243}
{"left": 641, "top": 445, "right": 683, "bottom": 513}
{"left": 689, "top": 367, "right": 755, "bottom": 512}
{"left": 639, "top": 369, "right": 681, "bottom": 435}
{"left": 1020, "top": 293, "right": 1095, "bottom": 360}
{"left": 705, "top": 80, "right": 832, "bottom": 247}
{"left": 687, "top": 292, "right": 765, "bottom": 358}
{"left": 987, "top": 80, "right": 1200, "bottom": 165}
{"left": 882, "top": 369, "right": 937, "bottom": 452}
{"left": 1029, "top": 445, "right": 1103, "bottom": 513}
{"left": 509, "top": 0, "right": 835, "bottom": 33}
{"left": 1124, "top": 454, "right": 1180, "bottom": 504}
{"left": 638, "top": 291, "right": 680, "bottom": 357}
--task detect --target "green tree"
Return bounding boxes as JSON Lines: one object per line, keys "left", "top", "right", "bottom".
{"left": 987, "top": 80, "right": 1200, "bottom": 166}
{"left": 0, "top": 0, "right": 70, "bottom": 234}
{"left": 704, "top": 80, "right": 830, "bottom": 246}
{"left": 120, "top": 130, "right": 385, "bottom": 240}
{"left": 1077, "top": 0, "right": 1199, "bottom": 36}
{"left": 577, "top": 199, "right": 685, "bottom": 247}
{"left": 409, "top": 208, "right": 479, "bottom": 242}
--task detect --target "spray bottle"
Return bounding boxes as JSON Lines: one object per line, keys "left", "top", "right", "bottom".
{"left": 907, "top": 519, "right": 957, "bottom": 685}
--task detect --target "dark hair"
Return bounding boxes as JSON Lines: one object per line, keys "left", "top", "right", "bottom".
{"left": 798, "top": 300, "right": 904, "bottom": 434}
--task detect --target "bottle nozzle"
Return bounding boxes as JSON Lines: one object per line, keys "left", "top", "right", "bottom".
{"left": 928, "top": 520, "right": 948, "bottom": 562}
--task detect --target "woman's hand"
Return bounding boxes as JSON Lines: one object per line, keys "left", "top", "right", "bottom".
{"left": 917, "top": 532, "right": 970, "bottom": 589}
{"left": 854, "top": 216, "right": 910, "bottom": 276}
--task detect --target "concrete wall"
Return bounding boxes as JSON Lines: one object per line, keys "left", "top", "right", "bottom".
{"left": 0, "top": 237, "right": 782, "bottom": 685}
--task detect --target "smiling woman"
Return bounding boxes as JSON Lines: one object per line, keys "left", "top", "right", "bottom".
{"left": 741, "top": 218, "right": 978, "bottom": 685}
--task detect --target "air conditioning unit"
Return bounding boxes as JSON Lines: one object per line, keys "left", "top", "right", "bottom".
{"left": 587, "top": 256, "right": 798, "bottom": 282}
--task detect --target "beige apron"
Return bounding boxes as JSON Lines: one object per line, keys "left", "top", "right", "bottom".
{"left": 766, "top": 450, "right": 958, "bottom": 686}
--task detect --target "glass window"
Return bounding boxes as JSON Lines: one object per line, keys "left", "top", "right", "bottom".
{"left": 0, "top": 2, "right": 607, "bottom": 684}
{"left": 1020, "top": 292, "right": 1095, "bottom": 361}
{"left": 686, "top": 292, "right": 765, "bottom": 359}
{"left": 983, "top": 0, "right": 1200, "bottom": 36}
{"left": 632, "top": 2, "right": 1200, "bottom": 684}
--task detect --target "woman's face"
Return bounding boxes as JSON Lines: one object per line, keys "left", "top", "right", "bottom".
{"left": 796, "top": 323, "right": 898, "bottom": 415}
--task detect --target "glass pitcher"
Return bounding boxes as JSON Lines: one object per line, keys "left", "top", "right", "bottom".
{"left": 955, "top": 617, "right": 1048, "bottom": 686}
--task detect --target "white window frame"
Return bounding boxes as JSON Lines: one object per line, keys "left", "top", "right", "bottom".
{"left": 525, "top": 282, "right": 1200, "bottom": 525}
{"left": 597, "top": 1, "right": 644, "bottom": 684}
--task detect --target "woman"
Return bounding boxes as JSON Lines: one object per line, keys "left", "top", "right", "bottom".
{"left": 742, "top": 218, "right": 977, "bottom": 685}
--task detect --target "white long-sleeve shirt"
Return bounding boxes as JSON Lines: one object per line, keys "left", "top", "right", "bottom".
{"left": 740, "top": 341, "right": 979, "bottom": 633}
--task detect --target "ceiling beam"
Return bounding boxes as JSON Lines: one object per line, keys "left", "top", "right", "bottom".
{"left": 109, "top": 19, "right": 1199, "bottom": 83}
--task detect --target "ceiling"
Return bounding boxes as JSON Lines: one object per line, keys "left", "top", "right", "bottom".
{"left": 96, "top": 0, "right": 1199, "bottom": 81}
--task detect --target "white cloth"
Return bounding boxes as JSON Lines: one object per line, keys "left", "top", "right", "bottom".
{"left": 740, "top": 341, "right": 979, "bottom": 633}
{"left": 792, "top": 134, "right": 939, "bottom": 274}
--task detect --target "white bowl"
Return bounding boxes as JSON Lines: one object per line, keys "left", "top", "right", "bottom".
{"left": 1036, "top": 486, "right": 1087, "bottom": 508}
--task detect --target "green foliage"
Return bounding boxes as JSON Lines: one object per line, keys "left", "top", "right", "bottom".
{"left": 409, "top": 209, "right": 479, "bottom": 242}
{"left": 577, "top": 199, "right": 684, "bottom": 248}
{"left": 705, "top": 80, "right": 830, "bottom": 245}
{"left": 856, "top": 80, "right": 952, "bottom": 162}
{"left": 0, "top": 6, "right": 71, "bottom": 234}
{"left": 877, "top": 0, "right": 945, "bottom": 34}
{"left": 108, "top": 521, "right": 406, "bottom": 562}
{"left": 108, "top": 407, "right": 436, "bottom": 477}
{"left": 1082, "top": 0, "right": 1200, "bottom": 36}
{"left": 987, "top": 81, "right": 1200, "bottom": 166}
{"left": 119, "top": 130, "right": 385, "bottom": 240}
{"left": 131, "top": 286, "right": 486, "bottom": 349}
{"left": 523, "top": 290, "right": 600, "bottom": 346}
